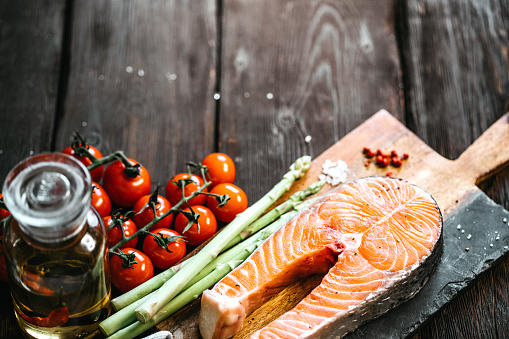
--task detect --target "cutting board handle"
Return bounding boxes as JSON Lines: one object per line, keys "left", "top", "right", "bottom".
{"left": 456, "top": 112, "right": 509, "bottom": 185}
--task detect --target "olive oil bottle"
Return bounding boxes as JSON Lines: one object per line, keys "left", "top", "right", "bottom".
{"left": 2, "top": 153, "right": 111, "bottom": 338}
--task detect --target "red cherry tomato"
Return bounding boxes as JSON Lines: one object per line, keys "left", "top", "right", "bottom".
{"left": 133, "top": 194, "right": 173, "bottom": 231}
{"left": 102, "top": 158, "right": 151, "bottom": 207}
{"left": 0, "top": 193, "right": 11, "bottom": 221}
{"left": 165, "top": 173, "right": 208, "bottom": 207}
{"left": 91, "top": 182, "right": 112, "bottom": 218}
{"left": 174, "top": 205, "right": 217, "bottom": 246}
{"left": 207, "top": 183, "right": 248, "bottom": 223}
{"left": 142, "top": 228, "right": 186, "bottom": 269}
{"left": 202, "top": 153, "right": 236, "bottom": 188}
{"left": 62, "top": 145, "right": 104, "bottom": 182}
{"left": 110, "top": 248, "right": 154, "bottom": 293}
{"left": 105, "top": 216, "right": 138, "bottom": 249}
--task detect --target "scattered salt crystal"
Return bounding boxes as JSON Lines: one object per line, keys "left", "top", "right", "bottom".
{"left": 29, "top": 150, "right": 34, "bottom": 155}
{"left": 266, "top": 93, "right": 274, "bottom": 99}
{"left": 496, "top": 236, "right": 500, "bottom": 240}
{"left": 305, "top": 135, "right": 312, "bottom": 143}
{"left": 457, "top": 224, "right": 461, "bottom": 230}
{"left": 138, "top": 69, "right": 145, "bottom": 77}
{"left": 126, "top": 66, "right": 133, "bottom": 73}
{"left": 214, "top": 93, "right": 221, "bottom": 100}
{"left": 505, "top": 246, "right": 509, "bottom": 250}
{"left": 461, "top": 230, "right": 465, "bottom": 234}
{"left": 503, "top": 218, "right": 507, "bottom": 223}
{"left": 465, "top": 248, "right": 469, "bottom": 252}
{"left": 165, "top": 72, "right": 177, "bottom": 81}
{"left": 82, "top": 121, "right": 87, "bottom": 127}
{"left": 490, "top": 243, "right": 494, "bottom": 247}
{"left": 467, "top": 234, "right": 472, "bottom": 240}
{"left": 244, "top": 92, "right": 250, "bottom": 98}
{"left": 320, "top": 159, "right": 349, "bottom": 186}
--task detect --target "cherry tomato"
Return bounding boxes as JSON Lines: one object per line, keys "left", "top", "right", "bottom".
{"left": 102, "top": 158, "right": 151, "bottom": 207}
{"left": 91, "top": 182, "right": 112, "bottom": 218}
{"left": 174, "top": 205, "right": 217, "bottom": 246}
{"left": 0, "top": 193, "right": 11, "bottom": 221}
{"left": 133, "top": 194, "right": 173, "bottom": 231}
{"left": 207, "top": 183, "right": 248, "bottom": 223}
{"left": 165, "top": 173, "right": 208, "bottom": 207}
{"left": 202, "top": 153, "right": 236, "bottom": 187}
{"left": 62, "top": 145, "right": 104, "bottom": 182}
{"left": 105, "top": 216, "right": 138, "bottom": 249}
{"left": 110, "top": 248, "right": 154, "bottom": 293}
{"left": 142, "top": 228, "right": 186, "bottom": 269}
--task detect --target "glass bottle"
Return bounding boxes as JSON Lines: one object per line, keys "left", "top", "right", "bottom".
{"left": 2, "top": 153, "right": 111, "bottom": 339}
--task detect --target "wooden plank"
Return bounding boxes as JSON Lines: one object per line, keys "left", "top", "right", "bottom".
{"left": 54, "top": 0, "right": 218, "bottom": 187}
{"left": 0, "top": 0, "right": 66, "bottom": 181}
{"left": 397, "top": 0, "right": 509, "bottom": 338}
{"left": 0, "top": 1, "right": 67, "bottom": 337}
{"left": 217, "top": 0, "right": 403, "bottom": 202}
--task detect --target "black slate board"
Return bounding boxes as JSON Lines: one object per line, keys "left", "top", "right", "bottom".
{"left": 346, "top": 190, "right": 509, "bottom": 339}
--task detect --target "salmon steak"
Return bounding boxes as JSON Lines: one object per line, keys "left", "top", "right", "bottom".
{"left": 199, "top": 176, "right": 443, "bottom": 339}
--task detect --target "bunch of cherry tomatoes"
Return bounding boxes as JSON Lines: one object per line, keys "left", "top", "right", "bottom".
{"left": 0, "top": 140, "right": 248, "bottom": 294}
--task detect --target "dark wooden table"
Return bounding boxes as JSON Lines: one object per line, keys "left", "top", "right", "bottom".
{"left": 1, "top": 1, "right": 508, "bottom": 338}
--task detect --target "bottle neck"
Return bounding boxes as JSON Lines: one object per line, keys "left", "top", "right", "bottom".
{"left": 3, "top": 153, "right": 92, "bottom": 246}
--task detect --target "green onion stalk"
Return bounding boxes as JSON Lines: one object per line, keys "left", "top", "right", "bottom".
{"left": 110, "top": 179, "right": 324, "bottom": 312}
{"left": 134, "top": 156, "right": 312, "bottom": 323}
{"left": 101, "top": 195, "right": 315, "bottom": 338}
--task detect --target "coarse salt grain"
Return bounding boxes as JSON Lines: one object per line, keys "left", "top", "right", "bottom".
{"left": 467, "top": 234, "right": 472, "bottom": 240}
{"left": 321, "top": 159, "right": 349, "bottom": 186}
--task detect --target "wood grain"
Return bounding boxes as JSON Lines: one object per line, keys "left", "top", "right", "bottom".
{"left": 0, "top": 0, "right": 66, "bottom": 181}
{"left": 397, "top": 0, "right": 509, "bottom": 338}
{"left": 218, "top": 0, "right": 403, "bottom": 203}
{"left": 54, "top": 0, "right": 218, "bottom": 188}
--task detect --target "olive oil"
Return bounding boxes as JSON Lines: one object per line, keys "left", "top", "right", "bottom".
{"left": 2, "top": 153, "right": 111, "bottom": 338}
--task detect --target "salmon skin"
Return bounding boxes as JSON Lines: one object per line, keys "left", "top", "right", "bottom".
{"left": 199, "top": 176, "right": 443, "bottom": 339}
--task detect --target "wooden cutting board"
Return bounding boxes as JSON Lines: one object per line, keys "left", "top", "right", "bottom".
{"left": 157, "top": 109, "right": 509, "bottom": 338}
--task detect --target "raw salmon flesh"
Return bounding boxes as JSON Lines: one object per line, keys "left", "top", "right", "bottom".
{"left": 199, "top": 176, "right": 443, "bottom": 339}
